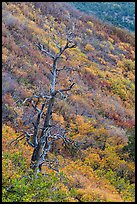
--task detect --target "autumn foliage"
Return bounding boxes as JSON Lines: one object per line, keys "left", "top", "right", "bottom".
{"left": 2, "top": 2, "right": 135, "bottom": 202}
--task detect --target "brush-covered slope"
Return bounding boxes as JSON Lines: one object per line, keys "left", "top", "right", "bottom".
{"left": 2, "top": 2, "right": 135, "bottom": 202}
{"left": 70, "top": 2, "right": 135, "bottom": 32}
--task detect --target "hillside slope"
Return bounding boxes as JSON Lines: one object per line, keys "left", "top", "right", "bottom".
{"left": 70, "top": 2, "right": 135, "bottom": 32}
{"left": 2, "top": 2, "right": 135, "bottom": 202}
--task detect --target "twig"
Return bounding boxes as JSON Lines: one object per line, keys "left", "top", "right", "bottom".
{"left": 56, "top": 83, "right": 75, "bottom": 94}
{"left": 35, "top": 42, "right": 55, "bottom": 59}
{"left": 9, "top": 133, "right": 25, "bottom": 146}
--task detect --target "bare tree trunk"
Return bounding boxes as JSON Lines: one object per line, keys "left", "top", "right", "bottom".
{"left": 30, "top": 96, "right": 55, "bottom": 171}
{"left": 22, "top": 38, "right": 77, "bottom": 172}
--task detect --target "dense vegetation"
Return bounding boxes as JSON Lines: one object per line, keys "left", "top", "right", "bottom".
{"left": 70, "top": 2, "right": 135, "bottom": 32}
{"left": 2, "top": 2, "right": 135, "bottom": 202}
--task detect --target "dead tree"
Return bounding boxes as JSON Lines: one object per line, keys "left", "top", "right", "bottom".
{"left": 22, "top": 38, "right": 77, "bottom": 172}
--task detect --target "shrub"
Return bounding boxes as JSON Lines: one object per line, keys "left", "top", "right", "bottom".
{"left": 123, "top": 127, "right": 135, "bottom": 162}
{"left": 86, "top": 28, "right": 92, "bottom": 35}
{"left": 2, "top": 171, "right": 72, "bottom": 202}
{"left": 87, "top": 21, "right": 94, "bottom": 27}
{"left": 84, "top": 43, "right": 95, "bottom": 52}
{"left": 3, "top": 11, "right": 20, "bottom": 29}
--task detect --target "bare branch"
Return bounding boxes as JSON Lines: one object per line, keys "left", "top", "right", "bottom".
{"left": 43, "top": 158, "right": 59, "bottom": 172}
{"left": 31, "top": 100, "right": 40, "bottom": 112}
{"left": 35, "top": 42, "right": 55, "bottom": 59}
{"left": 22, "top": 95, "right": 41, "bottom": 105}
{"left": 42, "top": 140, "right": 52, "bottom": 159}
{"left": 65, "top": 38, "right": 77, "bottom": 49}
{"left": 25, "top": 131, "right": 35, "bottom": 147}
{"left": 55, "top": 39, "right": 77, "bottom": 60}
{"left": 53, "top": 39, "right": 62, "bottom": 52}
{"left": 9, "top": 133, "right": 25, "bottom": 146}
{"left": 56, "top": 82, "right": 75, "bottom": 94}
{"left": 22, "top": 97, "right": 31, "bottom": 105}
{"left": 9, "top": 131, "right": 34, "bottom": 148}
{"left": 27, "top": 140, "right": 35, "bottom": 148}
{"left": 58, "top": 90, "right": 66, "bottom": 99}
{"left": 32, "top": 101, "right": 46, "bottom": 147}
{"left": 43, "top": 95, "right": 52, "bottom": 99}
{"left": 57, "top": 66, "right": 77, "bottom": 72}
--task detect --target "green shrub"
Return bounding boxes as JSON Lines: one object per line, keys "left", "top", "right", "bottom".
{"left": 2, "top": 171, "right": 72, "bottom": 202}
{"left": 123, "top": 127, "right": 135, "bottom": 162}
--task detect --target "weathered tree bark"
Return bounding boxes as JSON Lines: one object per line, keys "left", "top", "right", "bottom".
{"left": 30, "top": 95, "right": 55, "bottom": 171}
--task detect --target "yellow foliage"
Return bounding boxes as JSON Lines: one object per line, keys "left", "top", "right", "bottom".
{"left": 86, "top": 28, "right": 93, "bottom": 35}
{"left": 84, "top": 43, "right": 95, "bottom": 52}
{"left": 2, "top": 125, "right": 33, "bottom": 162}
{"left": 87, "top": 21, "right": 94, "bottom": 27}
{"left": 99, "top": 43, "right": 104, "bottom": 49}
{"left": 97, "top": 31, "right": 105, "bottom": 38}
{"left": 84, "top": 153, "right": 101, "bottom": 169}
{"left": 98, "top": 57, "right": 107, "bottom": 65}
{"left": 108, "top": 42, "right": 114, "bottom": 50}
{"left": 28, "top": 21, "right": 46, "bottom": 38}
{"left": 52, "top": 113, "right": 65, "bottom": 126}
{"left": 76, "top": 188, "right": 105, "bottom": 202}
{"left": 108, "top": 53, "right": 118, "bottom": 61}
{"left": 2, "top": 47, "right": 8, "bottom": 63}
{"left": 108, "top": 37, "right": 114, "bottom": 43}
{"left": 68, "top": 170, "right": 123, "bottom": 202}
{"left": 75, "top": 115, "right": 93, "bottom": 135}
{"left": 43, "top": 23, "right": 50, "bottom": 30}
